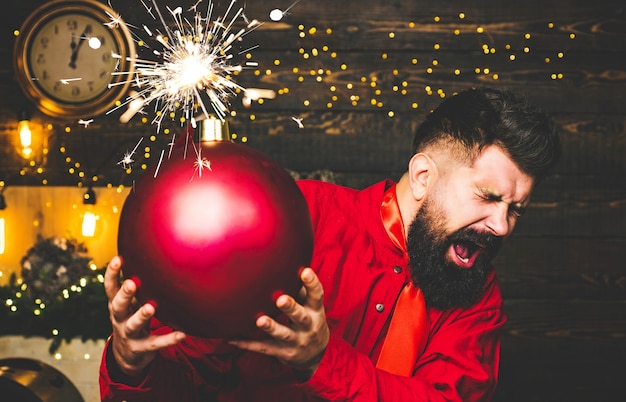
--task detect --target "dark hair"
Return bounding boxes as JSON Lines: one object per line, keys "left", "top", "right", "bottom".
{"left": 412, "top": 87, "right": 561, "bottom": 181}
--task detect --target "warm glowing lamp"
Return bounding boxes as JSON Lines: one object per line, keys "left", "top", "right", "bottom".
{"left": 18, "top": 110, "right": 33, "bottom": 158}
{"left": 0, "top": 192, "right": 6, "bottom": 254}
{"left": 82, "top": 211, "right": 97, "bottom": 237}
{"left": 82, "top": 186, "right": 97, "bottom": 237}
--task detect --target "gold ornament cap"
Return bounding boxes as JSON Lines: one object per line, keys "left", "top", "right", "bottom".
{"left": 197, "top": 115, "right": 230, "bottom": 141}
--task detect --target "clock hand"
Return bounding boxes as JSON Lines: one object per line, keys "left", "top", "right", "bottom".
{"left": 69, "top": 24, "right": 93, "bottom": 69}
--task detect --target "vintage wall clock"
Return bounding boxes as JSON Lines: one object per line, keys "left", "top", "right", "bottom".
{"left": 13, "top": 0, "right": 135, "bottom": 118}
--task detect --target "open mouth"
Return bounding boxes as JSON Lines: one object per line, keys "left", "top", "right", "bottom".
{"left": 447, "top": 241, "right": 485, "bottom": 269}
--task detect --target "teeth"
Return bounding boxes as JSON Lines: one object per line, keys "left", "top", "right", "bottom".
{"left": 458, "top": 255, "right": 469, "bottom": 264}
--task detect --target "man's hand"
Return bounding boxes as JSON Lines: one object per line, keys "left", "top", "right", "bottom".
{"left": 104, "top": 256, "right": 186, "bottom": 378}
{"left": 229, "top": 268, "right": 330, "bottom": 378}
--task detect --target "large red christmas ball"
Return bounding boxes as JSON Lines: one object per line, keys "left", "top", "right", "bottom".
{"left": 117, "top": 127, "right": 313, "bottom": 338}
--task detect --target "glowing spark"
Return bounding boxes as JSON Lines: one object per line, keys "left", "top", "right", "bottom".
{"left": 154, "top": 149, "right": 165, "bottom": 178}
{"left": 117, "top": 137, "right": 143, "bottom": 169}
{"left": 111, "top": 0, "right": 262, "bottom": 129}
{"left": 104, "top": 11, "right": 124, "bottom": 28}
{"left": 60, "top": 78, "right": 82, "bottom": 84}
{"left": 292, "top": 116, "right": 304, "bottom": 129}
{"left": 242, "top": 87, "right": 276, "bottom": 107}
{"left": 78, "top": 119, "right": 94, "bottom": 127}
{"left": 189, "top": 0, "right": 203, "bottom": 13}
{"left": 191, "top": 143, "right": 212, "bottom": 179}
{"left": 269, "top": 0, "right": 302, "bottom": 21}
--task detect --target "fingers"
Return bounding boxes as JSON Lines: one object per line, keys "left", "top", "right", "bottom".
{"left": 110, "top": 276, "right": 139, "bottom": 323}
{"left": 104, "top": 256, "right": 123, "bottom": 300}
{"left": 300, "top": 268, "right": 324, "bottom": 310}
{"left": 125, "top": 302, "right": 155, "bottom": 336}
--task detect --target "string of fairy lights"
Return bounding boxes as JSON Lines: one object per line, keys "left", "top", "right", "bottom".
{"left": 5, "top": 2, "right": 576, "bottom": 189}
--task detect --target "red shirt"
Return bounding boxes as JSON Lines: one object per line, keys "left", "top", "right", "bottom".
{"left": 100, "top": 180, "right": 505, "bottom": 401}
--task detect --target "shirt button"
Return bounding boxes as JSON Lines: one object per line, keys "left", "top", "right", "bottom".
{"left": 375, "top": 303, "right": 385, "bottom": 312}
{"left": 393, "top": 266, "right": 402, "bottom": 274}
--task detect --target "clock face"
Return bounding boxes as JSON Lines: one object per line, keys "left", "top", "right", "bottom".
{"left": 14, "top": 0, "right": 135, "bottom": 118}
{"left": 28, "top": 12, "right": 120, "bottom": 104}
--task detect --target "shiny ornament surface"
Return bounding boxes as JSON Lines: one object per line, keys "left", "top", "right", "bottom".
{"left": 118, "top": 129, "right": 313, "bottom": 338}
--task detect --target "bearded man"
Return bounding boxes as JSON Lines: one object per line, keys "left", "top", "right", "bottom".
{"left": 100, "top": 87, "right": 561, "bottom": 401}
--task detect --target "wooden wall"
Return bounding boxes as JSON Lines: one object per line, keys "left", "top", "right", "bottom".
{"left": 1, "top": 0, "right": 625, "bottom": 400}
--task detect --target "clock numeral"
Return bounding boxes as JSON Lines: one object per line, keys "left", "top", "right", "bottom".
{"left": 39, "top": 37, "right": 49, "bottom": 50}
{"left": 99, "top": 70, "right": 108, "bottom": 79}
{"left": 67, "top": 19, "right": 78, "bottom": 31}
{"left": 87, "top": 81, "right": 95, "bottom": 91}
{"left": 71, "top": 86, "right": 80, "bottom": 96}
{"left": 102, "top": 52, "right": 111, "bottom": 63}
{"left": 53, "top": 81, "right": 61, "bottom": 92}
{"left": 41, "top": 70, "right": 49, "bottom": 80}
{"left": 36, "top": 53, "right": 46, "bottom": 65}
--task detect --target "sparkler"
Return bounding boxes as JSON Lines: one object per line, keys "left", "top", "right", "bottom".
{"left": 109, "top": 0, "right": 263, "bottom": 130}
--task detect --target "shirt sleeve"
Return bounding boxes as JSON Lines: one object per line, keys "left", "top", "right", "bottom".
{"left": 306, "top": 278, "right": 506, "bottom": 401}
{"left": 99, "top": 320, "right": 237, "bottom": 402}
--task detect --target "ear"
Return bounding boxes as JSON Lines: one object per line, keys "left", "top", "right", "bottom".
{"left": 408, "top": 153, "right": 437, "bottom": 201}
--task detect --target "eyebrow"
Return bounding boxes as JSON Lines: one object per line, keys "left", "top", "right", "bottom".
{"left": 479, "top": 187, "right": 528, "bottom": 215}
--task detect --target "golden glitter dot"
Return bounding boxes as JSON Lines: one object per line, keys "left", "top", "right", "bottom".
{"left": 387, "top": 111, "right": 395, "bottom": 117}
{"left": 548, "top": 22, "right": 554, "bottom": 28}
{"left": 389, "top": 32, "right": 395, "bottom": 39}
{"left": 525, "top": 33, "right": 531, "bottom": 39}
{"left": 304, "top": 100, "right": 310, "bottom": 106}
{"left": 454, "top": 29, "right": 460, "bottom": 35}
{"left": 412, "top": 58, "right": 418, "bottom": 65}
{"left": 483, "top": 68, "right": 490, "bottom": 74}
{"left": 299, "top": 32, "right": 305, "bottom": 38}
{"left": 322, "top": 45, "right": 329, "bottom": 51}
{"left": 558, "top": 52, "right": 564, "bottom": 58}
{"left": 274, "top": 59, "right": 280, "bottom": 65}
{"left": 477, "top": 26, "right": 484, "bottom": 33}
{"left": 375, "top": 89, "right": 382, "bottom": 95}
{"left": 292, "top": 67, "right": 299, "bottom": 73}
{"left": 341, "top": 64, "right": 347, "bottom": 70}
{"left": 249, "top": 114, "right": 256, "bottom": 121}
{"left": 303, "top": 53, "right": 310, "bottom": 59}
{"left": 265, "top": 69, "right": 272, "bottom": 75}
{"left": 409, "top": 22, "right": 415, "bottom": 28}
{"left": 312, "top": 48, "right": 319, "bottom": 56}
{"left": 401, "top": 89, "right": 407, "bottom": 95}
{"left": 298, "top": 76, "right": 304, "bottom": 82}
{"left": 432, "top": 59, "right": 439, "bottom": 66}
{"left": 426, "top": 67, "right": 433, "bottom": 73}
{"left": 347, "top": 83, "right": 353, "bottom": 89}
{"left": 545, "top": 57, "right": 551, "bottom": 63}
{"left": 434, "top": 16, "right": 440, "bottom": 22}
{"left": 551, "top": 73, "right": 557, "bottom": 80}
{"left": 381, "top": 53, "right": 388, "bottom": 59}
{"left": 316, "top": 76, "right": 322, "bottom": 82}
{"left": 454, "top": 69, "right": 461, "bottom": 75}
{"left": 308, "top": 27, "right": 317, "bottom": 35}
{"left": 459, "top": 13, "right": 465, "bottom": 19}
{"left": 326, "top": 28, "right": 332, "bottom": 34}
{"left": 326, "top": 102, "right": 333, "bottom": 108}
{"left": 569, "top": 33, "right": 576, "bottom": 39}
{"left": 65, "top": 127, "right": 71, "bottom": 133}
{"left": 524, "top": 47, "right": 530, "bottom": 53}
{"left": 509, "top": 54, "right": 516, "bottom": 61}
{"left": 505, "top": 44, "right": 511, "bottom": 49}
{"left": 13, "top": 29, "right": 20, "bottom": 37}
{"left": 298, "top": 24, "right": 304, "bottom": 30}
{"left": 331, "top": 52, "right": 337, "bottom": 58}
{"left": 492, "top": 74, "right": 499, "bottom": 80}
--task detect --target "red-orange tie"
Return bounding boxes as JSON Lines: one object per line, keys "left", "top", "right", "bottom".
{"left": 376, "top": 184, "right": 429, "bottom": 376}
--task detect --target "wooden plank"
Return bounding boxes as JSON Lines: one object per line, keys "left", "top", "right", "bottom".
{"left": 495, "top": 299, "right": 626, "bottom": 401}
{"left": 494, "top": 237, "right": 626, "bottom": 300}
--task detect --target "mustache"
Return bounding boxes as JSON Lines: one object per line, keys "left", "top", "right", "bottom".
{"left": 447, "top": 227, "right": 502, "bottom": 251}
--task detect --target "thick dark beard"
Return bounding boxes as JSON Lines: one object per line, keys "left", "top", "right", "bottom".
{"left": 406, "top": 199, "right": 502, "bottom": 310}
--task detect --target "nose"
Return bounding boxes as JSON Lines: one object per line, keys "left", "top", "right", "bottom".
{"left": 485, "top": 204, "right": 511, "bottom": 237}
